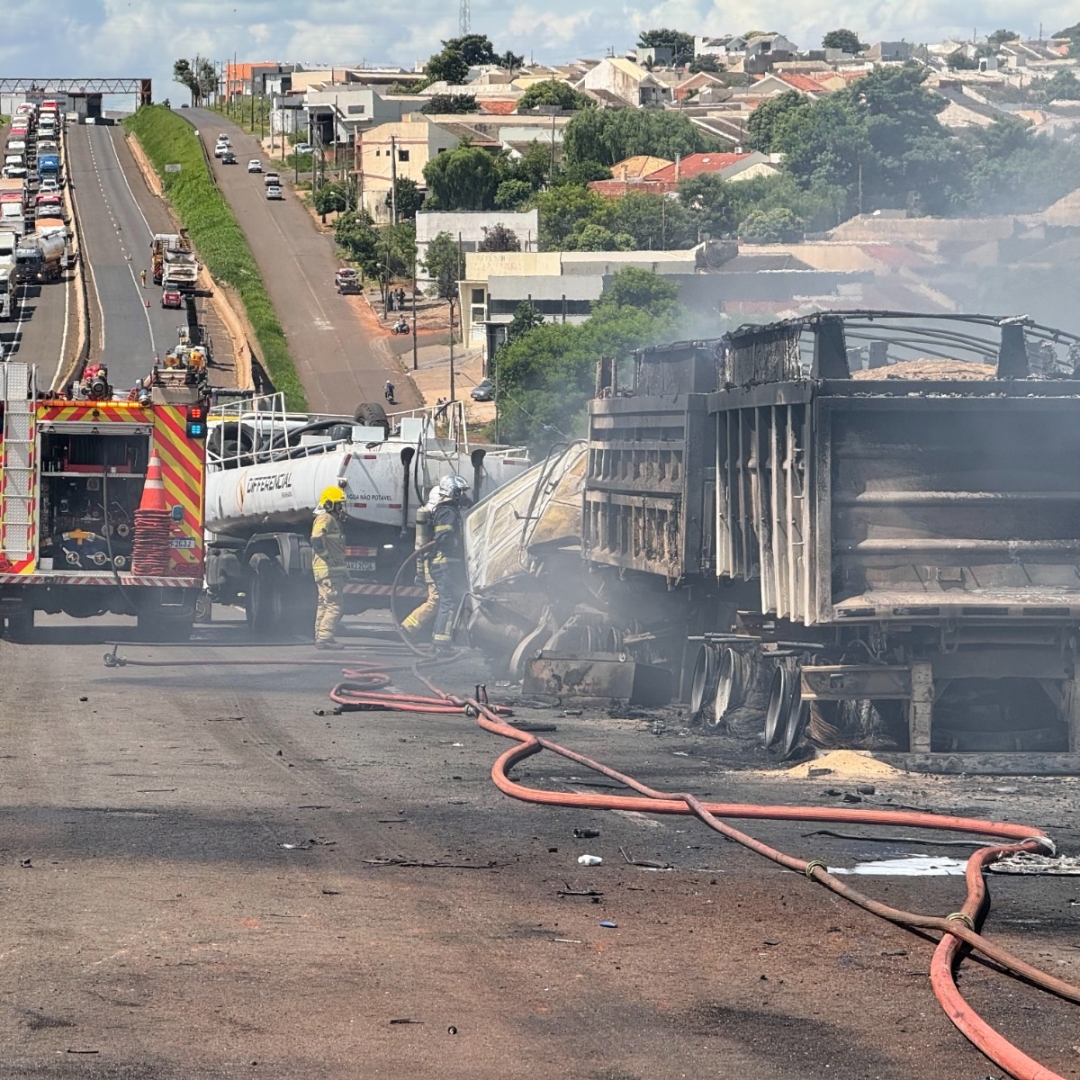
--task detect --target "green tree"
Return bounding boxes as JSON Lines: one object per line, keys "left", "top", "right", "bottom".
{"left": 335, "top": 210, "right": 383, "bottom": 277}
{"left": 506, "top": 301, "right": 545, "bottom": 342}
{"left": 687, "top": 55, "right": 720, "bottom": 73}
{"left": 425, "top": 48, "right": 470, "bottom": 85}
{"left": 1056, "top": 22, "right": 1080, "bottom": 56}
{"left": 495, "top": 268, "right": 681, "bottom": 449}
{"left": 746, "top": 90, "right": 813, "bottom": 152}
{"left": 498, "top": 49, "right": 525, "bottom": 72}
{"left": 563, "top": 108, "right": 718, "bottom": 167}
{"left": 386, "top": 177, "right": 424, "bottom": 220}
{"left": 173, "top": 59, "right": 199, "bottom": 105}
{"left": 421, "top": 94, "right": 478, "bottom": 114}
{"left": 739, "top": 207, "right": 805, "bottom": 243}
{"left": 384, "top": 223, "right": 417, "bottom": 281}
{"left": 637, "top": 29, "right": 695, "bottom": 66}
{"left": 1044, "top": 68, "right": 1080, "bottom": 100}
{"left": 822, "top": 29, "right": 863, "bottom": 54}
{"left": 422, "top": 231, "right": 465, "bottom": 299}
{"left": 506, "top": 140, "right": 555, "bottom": 190}
{"left": 495, "top": 179, "right": 533, "bottom": 209}
{"left": 988, "top": 28, "right": 1020, "bottom": 47}
{"left": 443, "top": 34, "right": 499, "bottom": 66}
{"left": 554, "top": 159, "right": 613, "bottom": 187}
{"left": 477, "top": 224, "right": 521, "bottom": 252}
{"left": 313, "top": 181, "right": 350, "bottom": 222}
{"left": 946, "top": 50, "right": 980, "bottom": 70}
{"left": 196, "top": 59, "right": 217, "bottom": 103}
{"left": 564, "top": 223, "right": 621, "bottom": 250}
{"left": 518, "top": 79, "right": 593, "bottom": 111}
{"left": 423, "top": 144, "right": 503, "bottom": 210}
{"left": 608, "top": 190, "right": 697, "bottom": 249}
{"left": 531, "top": 185, "right": 610, "bottom": 248}
{"left": 677, "top": 174, "right": 738, "bottom": 237}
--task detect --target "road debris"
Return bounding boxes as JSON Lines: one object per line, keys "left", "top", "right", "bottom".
{"left": 364, "top": 857, "right": 499, "bottom": 869}
{"left": 577, "top": 854, "right": 602, "bottom": 866}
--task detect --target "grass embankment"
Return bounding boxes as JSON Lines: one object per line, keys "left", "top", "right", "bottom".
{"left": 123, "top": 106, "right": 307, "bottom": 408}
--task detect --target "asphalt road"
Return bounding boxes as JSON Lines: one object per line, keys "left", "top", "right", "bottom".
{"left": 1, "top": 614, "right": 1078, "bottom": 1079}
{"left": 186, "top": 108, "right": 417, "bottom": 414}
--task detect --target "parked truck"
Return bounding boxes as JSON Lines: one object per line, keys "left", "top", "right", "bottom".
{"left": 0, "top": 265, "right": 13, "bottom": 320}
{"left": 15, "top": 231, "right": 65, "bottom": 283}
{"left": 0, "top": 362, "right": 209, "bottom": 640}
{"left": 151, "top": 233, "right": 186, "bottom": 285}
{"left": 161, "top": 247, "right": 199, "bottom": 293}
{"left": 37, "top": 153, "right": 60, "bottom": 185}
{"left": 203, "top": 395, "right": 530, "bottom": 634}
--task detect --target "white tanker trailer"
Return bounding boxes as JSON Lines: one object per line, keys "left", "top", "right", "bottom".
{"left": 203, "top": 394, "right": 530, "bottom": 633}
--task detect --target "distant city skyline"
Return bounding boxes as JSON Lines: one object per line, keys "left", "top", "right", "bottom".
{"left": 0, "top": 1, "right": 1075, "bottom": 108}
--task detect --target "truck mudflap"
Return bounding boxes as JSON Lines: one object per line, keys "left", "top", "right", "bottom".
{"left": 344, "top": 582, "right": 426, "bottom": 599}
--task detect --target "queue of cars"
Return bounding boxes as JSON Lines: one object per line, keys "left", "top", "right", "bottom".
{"left": 215, "top": 134, "right": 283, "bottom": 203}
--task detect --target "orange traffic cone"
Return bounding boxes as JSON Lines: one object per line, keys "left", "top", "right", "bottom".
{"left": 139, "top": 452, "right": 168, "bottom": 511}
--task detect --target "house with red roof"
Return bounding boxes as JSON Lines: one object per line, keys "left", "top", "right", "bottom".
{"left": 643, "top": 151, "right": 780, "bottom": 184}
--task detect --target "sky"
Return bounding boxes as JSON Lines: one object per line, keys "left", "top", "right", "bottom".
{"left": 0, "top": 0, "right": 1077, "bottom": 107}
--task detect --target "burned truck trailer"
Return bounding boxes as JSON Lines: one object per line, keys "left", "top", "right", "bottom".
{"left": 583, "top": 312, "right": 1080, "bottom": 767}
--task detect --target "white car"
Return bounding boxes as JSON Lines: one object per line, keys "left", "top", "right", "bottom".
{"left": 266, "top": 184, "right": 283, "bottom": 200}
{"left": 247, "top": 159, "right": 263, "bottom": 173}
{"left": 214, "top": 143, "right": 229, "bottom": 158}
{"left": 39, "top": 177, "right": 60, "bottom": 194}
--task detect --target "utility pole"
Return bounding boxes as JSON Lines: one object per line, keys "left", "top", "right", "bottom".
{"left": 449, "top": 297, "right": 456, "bottom": 403}
{"left": 390, "top": 134, "right": 398, "bottom": 225}
{"left": 411, "top": 258, "right": 418, "bottom": 370}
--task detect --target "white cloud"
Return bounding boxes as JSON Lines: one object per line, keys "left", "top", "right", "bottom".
{"left": 0, "top": 0, "right": 1078, "bottom": 107}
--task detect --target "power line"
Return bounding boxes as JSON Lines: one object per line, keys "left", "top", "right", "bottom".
{"left": 459, "top": 0, "right": 470, "bottom": 36}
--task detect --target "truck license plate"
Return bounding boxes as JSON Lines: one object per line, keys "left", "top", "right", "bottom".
{"left": 169, "top": 538, "right": 196, "bottom": 549}
{"left": 348, "top": 559, "right": 377, "bottom": 572}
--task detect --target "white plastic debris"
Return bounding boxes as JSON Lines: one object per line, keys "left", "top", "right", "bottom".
{"left": 577, "top": 855, "right": 603, "bottom": 866}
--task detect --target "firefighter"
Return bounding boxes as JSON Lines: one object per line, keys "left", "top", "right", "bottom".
{"left": 430, "top": 474, "right": 470, "bottom": 649}
{"left": 311, "top": 485, "right": 348, "bottom": 649}
{"left": 401, "top": 487, "right": 442, "bottom": 641}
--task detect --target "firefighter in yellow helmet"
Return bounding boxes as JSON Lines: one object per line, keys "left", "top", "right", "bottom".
{"left": 311, "top": 485, "right": 348, "bottom": 649}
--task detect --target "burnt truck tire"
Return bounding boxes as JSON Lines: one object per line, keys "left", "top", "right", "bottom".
{"left": 353, "top": 402, "right": 390, "bottom": 435}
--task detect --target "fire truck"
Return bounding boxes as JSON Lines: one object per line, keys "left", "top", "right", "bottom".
{"left": 0, "top": 361, "right": 208, "bottom": 640}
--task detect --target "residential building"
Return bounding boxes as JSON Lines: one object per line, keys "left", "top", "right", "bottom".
{"left": 578, "top": 58, "right": 673, "bottom": 107}
{"left": 303, "top": 86, "right": 421, "bottom": 147}
{"left": 359, "top": 118, "right": 459, "bottom": 222}
{"left": 416, "top": 210, "right": 540, "bottom": 289}
{"left": 867, "top": 41, "right": 913, "bottom": 62}
{"left": 642, "top": 151, "right": 780, "bottom": 184}
{"left": 695, "top": 36, "right": 735, "bottom": 61}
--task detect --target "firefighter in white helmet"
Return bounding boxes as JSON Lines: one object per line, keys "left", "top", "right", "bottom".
{"left": 430, "top": 474, "right": 471, "bottom": 648}
{"left": 311, "top": 485, "right": 348, "bottom": 649}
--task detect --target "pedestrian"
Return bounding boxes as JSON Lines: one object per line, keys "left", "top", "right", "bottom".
{"left": 311, "top": 486, "right": 348, "bottom": 649}
{"left": 140, "top": 269, "right": 147, "bottom": 288}
{"left": 386, "top": 291, "right": 395, "bottom": 314}
{"left": 430, "top": 474, "right": 470, "bottom": 649}
{"left": 385, "top": 379, "right": 395, "bottom": 404}
{"left": 435, "top": 396, "right": 448, "bottom": 422}
{"left": 396, "top": 287, "right": 406, "bottom": 311}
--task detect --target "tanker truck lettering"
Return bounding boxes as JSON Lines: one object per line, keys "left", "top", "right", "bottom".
{"left": 203, "top": 393, "right": 530, "bottom": 636}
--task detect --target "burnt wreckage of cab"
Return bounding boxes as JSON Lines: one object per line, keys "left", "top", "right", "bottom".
{"left": 571, "top": 311, "right": 1080, "bottom": 768}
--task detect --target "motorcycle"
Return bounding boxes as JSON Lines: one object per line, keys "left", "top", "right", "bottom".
{"left": 391, "top": 320, "right": 410, "bottom": 335}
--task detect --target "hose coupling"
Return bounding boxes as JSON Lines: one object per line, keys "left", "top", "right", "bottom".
{"left": 1022, "top": 835, "right": 1057, "bottom": 857}
{"left": 804, "top": 859, "right": 828, "bottom": 878}
{"left": 945, "top": 911, "right": 976, "bottom": 932}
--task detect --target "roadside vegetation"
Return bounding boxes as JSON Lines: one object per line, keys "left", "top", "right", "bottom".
{"left": 124, "top": 105, "right": 307, "bottom": 408}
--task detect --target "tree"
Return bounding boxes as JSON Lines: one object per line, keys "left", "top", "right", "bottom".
{"left": 1044, "top": 68, "right": 1080, "bottom": 101}
{"left": 335, "top": 210, "right": 383, "bottom": 278}
{"left": 608, "top": 191, "right": 697, "bottom": 249}
{"left": 531, "top": 185, "right": 611, "bottom": 249}
{"left": 507, "top": 140, "right": 556, "bottom": 191}
{"left": 384, "top": 223, "right": 417, "bottom": 281}
{"left": 677, "top": 174, "right": 738, "bottom": 237}
{"left": 495, "top": 179, "right": 533, "bottom": 209}
{"left": 196, "top": 59, "right": 217, "bottom": 103}
{"left": 946, "top": 50, "right": 980, "bottom": 70}
{"left": 746, "top": 90, "right": 813, "bottom": 152}
{"left": 739, "top": 207, "right": 805, "bottom": 243}
{"left": 562, "top": 108, "right": 719, "bottom": 167}
{"left": 386, "top": 177, "right": 425, "bottom": 220}
{"left": 422, "top": 231, "right": 464, "bottom": 299}
{"left": 554, "top": 159, "right": 613, "bottom": 187}
{"left": 477, "top": 224, "right": 521, "bottom": 252}
{"left": 687, "top": 55, "right": 720, "bottom": 73}
{"left": 822, "top": 29, "right": 863, "bottom": 54}
{"left": 518, "top": 79, "right": 593, "bottom": 112}
{"left": 313, "top": 181, "right": 350, "bottom": 222}
{"left": 173, "top": 60, "right": 198, "bottom": 106}
{"left": 423, "top": 145, "right": 503, "bottom": 210}
{"left": 442, "top": 34, "right": 499, "bottom": 66}
{"left": 506, "top": 302, "right": 545, "bottom": 343}
{"left": 425, "top": 48, "right": 470, "bottom": 86}
{"left": 988, "top": 28, "right": 1020, "bottom": 47}
{"left": 637, "top": 29, "right": 695, "bottom": 66}
{"left": 421, "top": 94, "right": 477, "bottom": 114}
{"left": 498, "top": 49, "right": 524, "bottom": 72}
{"left": 564, "top": 223, "right": 622, "bottom": 251}
{"left": 594, "top": 266, "right": 679, "bottom": 314}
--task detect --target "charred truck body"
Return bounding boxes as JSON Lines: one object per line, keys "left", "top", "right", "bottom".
{"left": 583, "top": 313, "right": 1080, "bottom": 767}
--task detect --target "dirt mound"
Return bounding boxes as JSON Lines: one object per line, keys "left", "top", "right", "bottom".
{"left": 853, "top": 359, "right": 995, "bottom": 381}
{"left": 786, "top": 749, "right": 904, "bottom": 779}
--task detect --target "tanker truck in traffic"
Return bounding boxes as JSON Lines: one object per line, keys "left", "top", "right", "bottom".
{"left": 203, "top": 394, "right": 530, "bottom": 634}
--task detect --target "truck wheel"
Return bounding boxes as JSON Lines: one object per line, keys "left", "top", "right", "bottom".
{"left": 5, "top": 607, "right": 34, "bottom": 643}
{"left": 353, "top": 402, "right": 389, "bottom": 436}
{"left": 246, "top": 554, "right": 284, "bottom": 635}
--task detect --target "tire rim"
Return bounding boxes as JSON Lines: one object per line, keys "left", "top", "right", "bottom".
{"left": 689, "top": 644, "right": 718, "bottom": 721}
{"left": 764, "top": 666, "right": 789, "bottom": 747}
{"left": 782, "top": 684, "right": 809, "bottom": 759}
{"left": 710, "top": 648, "right": 741, "bottom": 727}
